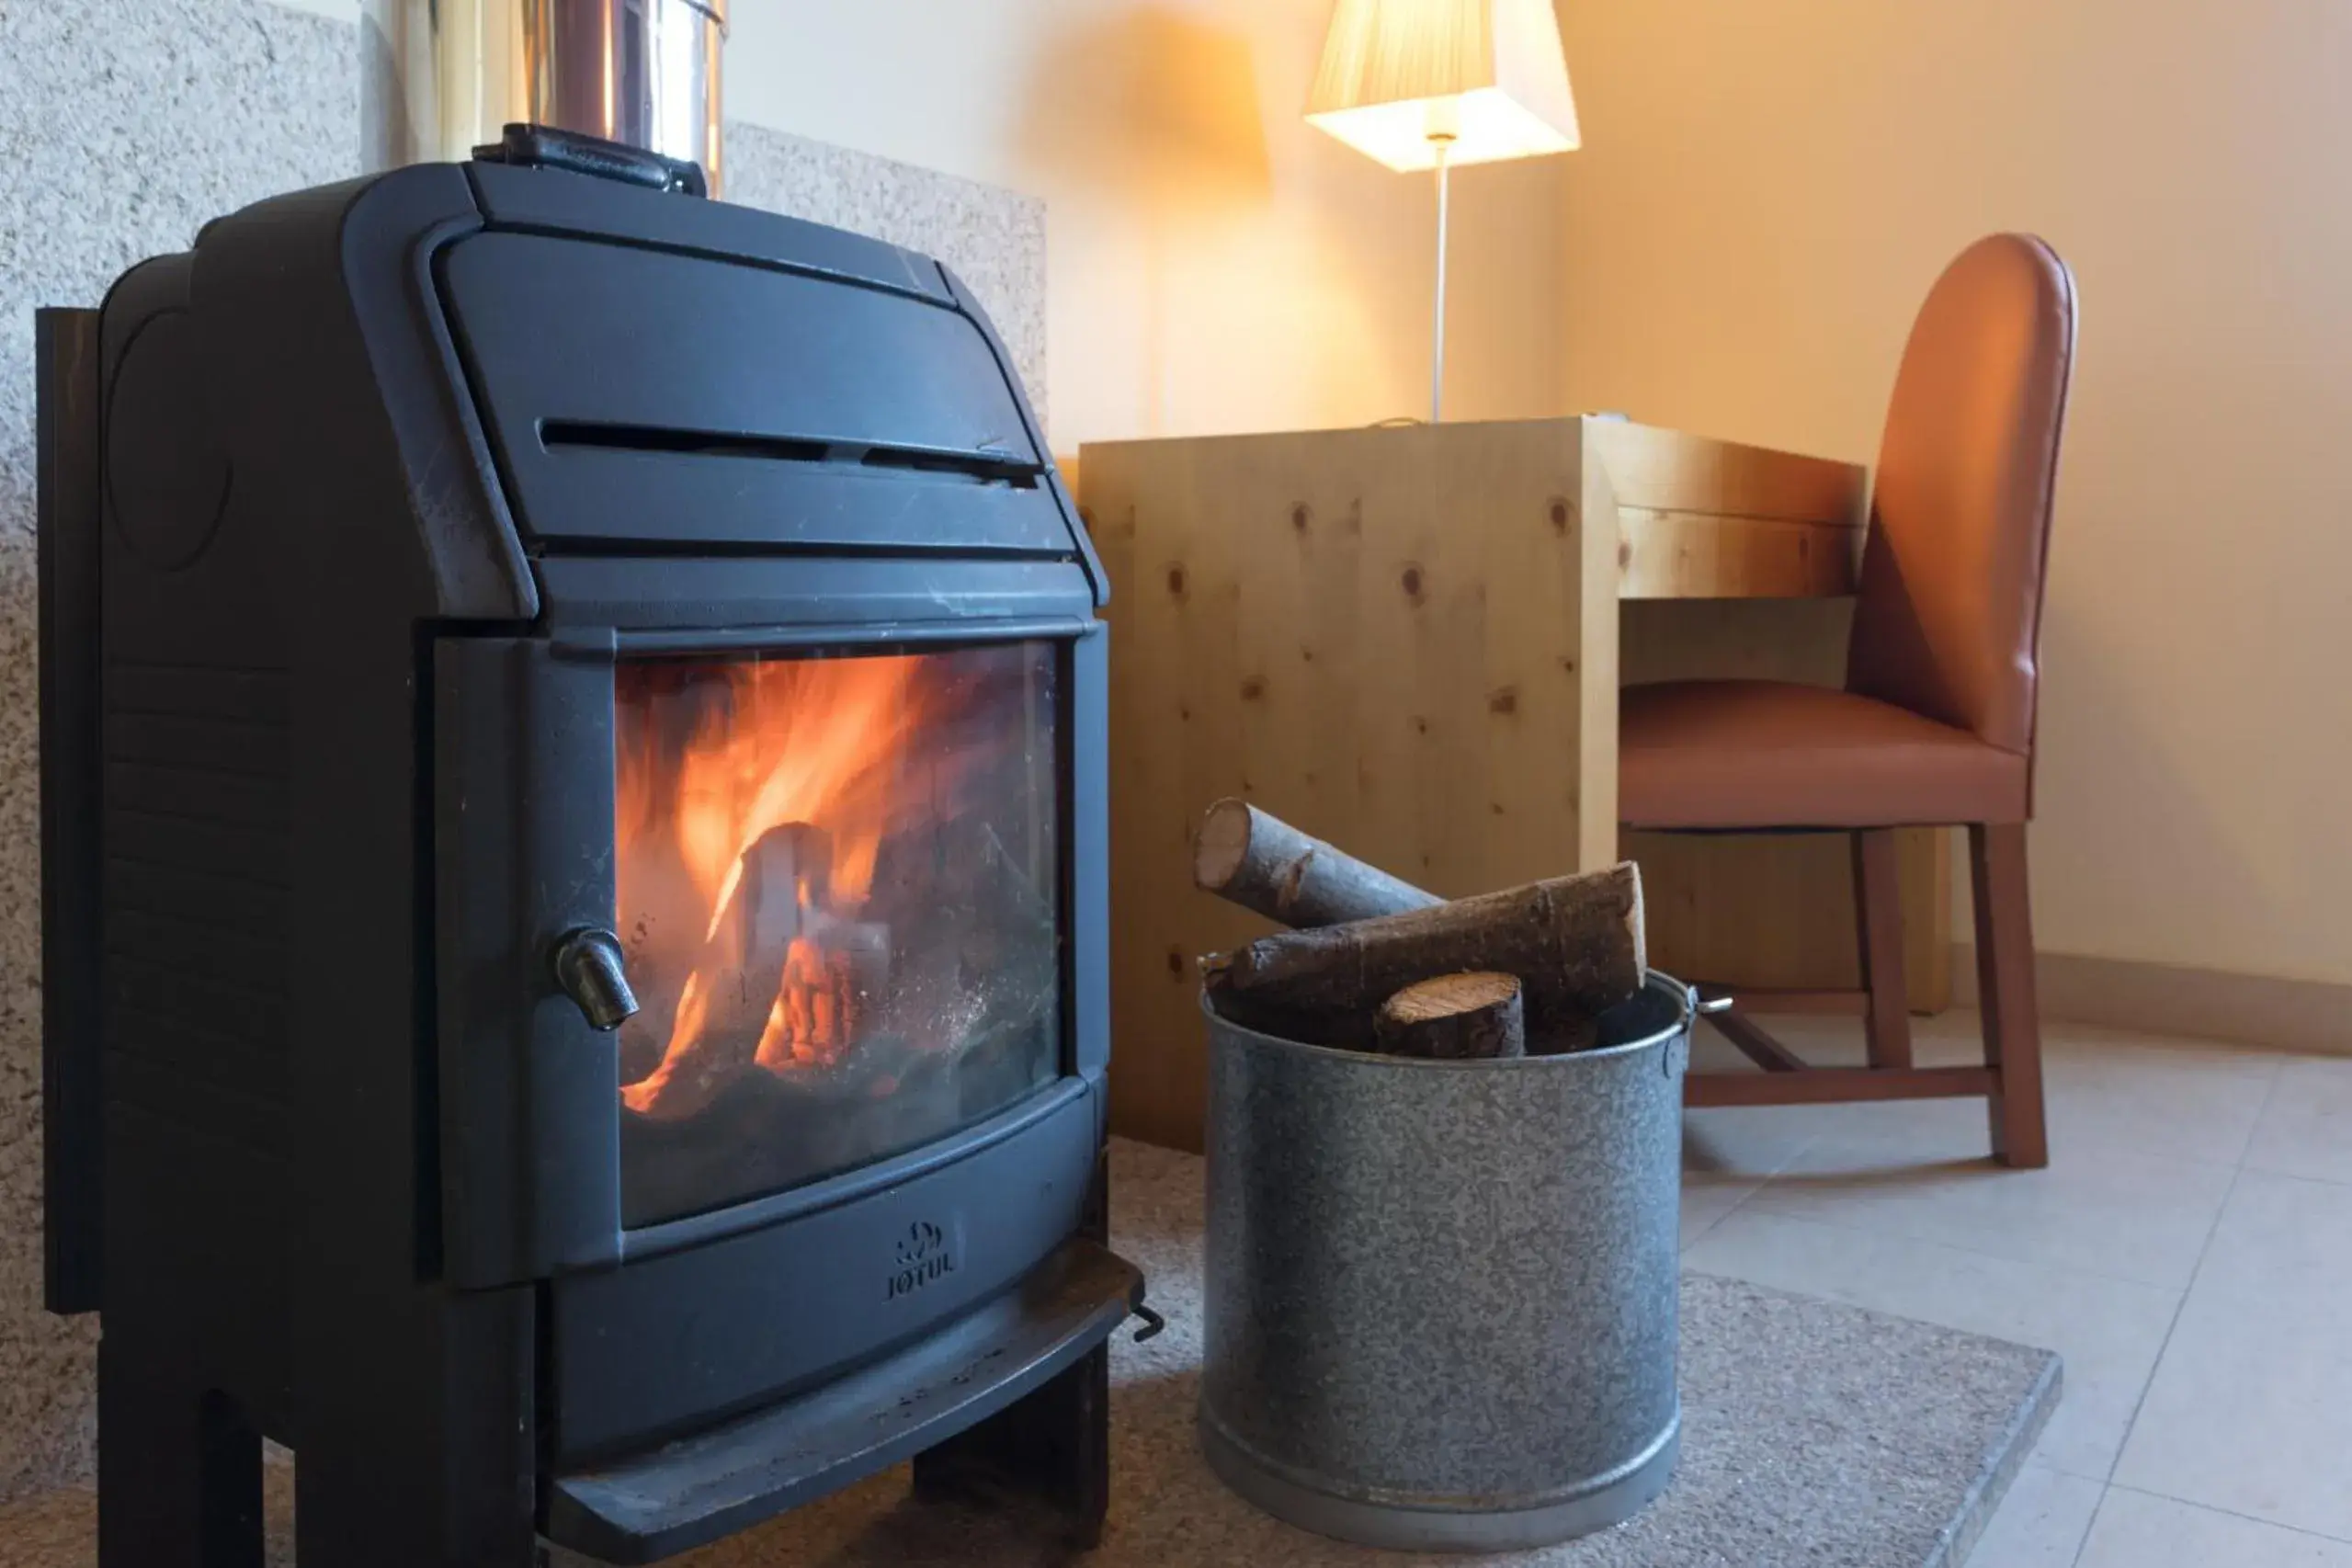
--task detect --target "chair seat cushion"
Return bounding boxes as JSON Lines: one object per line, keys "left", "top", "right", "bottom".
{"left": 1619, "top": 680, "right": 2028, "bottom": 829}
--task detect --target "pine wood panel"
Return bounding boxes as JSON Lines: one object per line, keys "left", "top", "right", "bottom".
{"left": 1585, "top": 420, "right": 1868, "bottom": 523}
{"left": 1624, "top": 828, "right": 1951, "bottom": 1002}
{"left": 1079, "top": 422, "right": 1612, "bottom": 1151}
{"left": 1619, "top": 508, "right": 1861, "bottom": 599}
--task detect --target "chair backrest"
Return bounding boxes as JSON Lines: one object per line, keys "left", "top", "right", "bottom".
{"left": 1846, "top": 233, "right": 2077, "bottom": 764}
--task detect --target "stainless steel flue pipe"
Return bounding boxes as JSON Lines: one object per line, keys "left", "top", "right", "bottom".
{"left": 365, "top": 0, "right": 727, "bottom": 194}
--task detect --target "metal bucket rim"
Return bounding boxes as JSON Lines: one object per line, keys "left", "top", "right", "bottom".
{"left": 1199, "top": 968, "right": 1693, "bottom": 1070}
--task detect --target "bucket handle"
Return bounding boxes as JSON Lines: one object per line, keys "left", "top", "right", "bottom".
{"left": 1672, "top": 983, "right": 1732, "bottom": 1078}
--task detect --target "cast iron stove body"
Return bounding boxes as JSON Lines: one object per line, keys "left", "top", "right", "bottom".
{"left": 40, "top": 138, "right": 1140, "bottom": 1565}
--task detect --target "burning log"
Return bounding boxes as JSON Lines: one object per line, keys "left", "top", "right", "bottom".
{"left": 1202, "top": 863, "right": 1645, "bottom": 1052}
{"left": 1192, "top": 799, "right": 1438, "bottom": 928}
{"left": 625, "top": 821, "right": 867, "bottom": 1119}
{"left": 756, "top": 922, "right": 890, "bottom": 1074}
{"left": 1373, "top": 971, "right": 1527, "bottom": 1060}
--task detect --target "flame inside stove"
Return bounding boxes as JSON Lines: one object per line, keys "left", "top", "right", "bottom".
{"left": 614, "top": 653, "right": 951, "bottom": 1119}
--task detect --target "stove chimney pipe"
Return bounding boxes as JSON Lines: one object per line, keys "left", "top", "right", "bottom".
{"left": 365, "top": 0, "right": 728, "bottom": 195}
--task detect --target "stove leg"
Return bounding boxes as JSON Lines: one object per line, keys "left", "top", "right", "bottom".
{"left": 291, "top": 1450, "right": 538, "bottom": 1568}
{"left": 910, "top": 1343, "right": 1113, "bottom": 1549}
{"left": 290, "top": 1291, "right": 539, "bottom": 1567}
{"left": 97, "top": 1341, "right": 264, "bottom": 1568}
{"left": 911, "top": 1149, "right": 1115, "bottom": 1547}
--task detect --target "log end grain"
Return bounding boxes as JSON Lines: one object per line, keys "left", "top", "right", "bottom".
{"left": 1373, "top": 971, "right": 1527, "bottom": 1060}
{"left": 1193, "top": 797, "right": 1256, "bottom": 892}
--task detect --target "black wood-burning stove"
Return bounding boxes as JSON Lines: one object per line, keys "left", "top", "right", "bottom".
{"left": 39, "top": 131, "right": 1143, "bottom": 1566}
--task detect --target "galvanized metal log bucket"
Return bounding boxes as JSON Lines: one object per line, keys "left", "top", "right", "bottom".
{"left": 1199, "top": 971, "right": 1700, "bottom": 1552}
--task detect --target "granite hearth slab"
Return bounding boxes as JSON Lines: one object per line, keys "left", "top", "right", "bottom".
{"left": 0, "top": 1139, "right": 2057, "bottom": 1567}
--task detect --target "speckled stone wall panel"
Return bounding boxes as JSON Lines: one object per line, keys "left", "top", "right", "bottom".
{"left": 723, "top": 124, "right": 1049, "bottom": 432}
{"left": 0, "top": 0, "right": 360, "bottom": 1503}
{"left": 0, "top": 2, "right": 1049, "bottom": 1506}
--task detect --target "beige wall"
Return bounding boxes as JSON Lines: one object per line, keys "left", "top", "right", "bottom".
{"left": 1554, "top": 0, "right": 2352, "bottom": 988}
{"left": 730, "top": 0, "right": 1568, "bottom": 450}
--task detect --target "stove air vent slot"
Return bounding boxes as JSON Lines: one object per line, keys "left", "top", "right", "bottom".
{"left": 441, "top": 230, "right": 1071, "bottom": 551}
{"left": 539, "top": 421, "right": 1042, "bottom": 488}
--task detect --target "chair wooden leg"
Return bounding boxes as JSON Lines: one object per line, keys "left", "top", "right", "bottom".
{"left": 1852, "top": 829, "right": 1914, "bottom": 1070}
{"left": 1971, "top": 822, "right": 2048, "bottom": 1168}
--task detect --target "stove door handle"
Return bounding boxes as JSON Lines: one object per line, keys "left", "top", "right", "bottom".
{"left": 552, "top": 926, "right": 641, "bottom": 1031}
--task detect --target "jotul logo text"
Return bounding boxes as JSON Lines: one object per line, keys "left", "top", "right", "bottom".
{"left": 887, "top": 1220, "right": 958, "bottom": 1301}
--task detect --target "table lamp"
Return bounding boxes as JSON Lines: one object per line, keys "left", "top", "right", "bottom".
{"left": 1307, "top": 0, "right": 1581, "bottom": 421}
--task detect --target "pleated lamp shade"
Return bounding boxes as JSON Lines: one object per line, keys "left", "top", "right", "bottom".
{"left": 1306, "top": 0, "right": 1581, "bottom": 172}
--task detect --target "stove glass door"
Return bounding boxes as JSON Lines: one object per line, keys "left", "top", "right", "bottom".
{"left": 611, "top": 641, "right": 1062, "bottom": 1227}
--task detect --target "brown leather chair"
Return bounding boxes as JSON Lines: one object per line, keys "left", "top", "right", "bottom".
{"left": 1620, "top": 233, "right": 2077, "bottom": 1168}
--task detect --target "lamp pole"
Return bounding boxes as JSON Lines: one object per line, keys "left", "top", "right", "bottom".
{"left": 1430, "top": 133, "right": 1454, "bottom": 424}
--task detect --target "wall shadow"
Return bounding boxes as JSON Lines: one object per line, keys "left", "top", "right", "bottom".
{"left": 1013, "top": 7, "right": 1274, "bottom": 209}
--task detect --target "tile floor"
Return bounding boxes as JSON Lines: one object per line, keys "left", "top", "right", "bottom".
{"left": 1677, "top": 1007, "right": 2352, "bottom": 1566}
